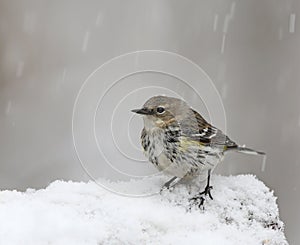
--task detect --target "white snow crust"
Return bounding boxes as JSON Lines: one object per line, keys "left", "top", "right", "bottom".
{"left": 0, "top": 175, "right": 287, "bottom": 245}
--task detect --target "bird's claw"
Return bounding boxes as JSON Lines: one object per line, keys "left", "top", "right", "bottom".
{"left": 160, "top": 177, "right": 178, "bottom": 194}
{"left": 160, "top": 184, "right": 173, "bottom": 194}
{"left": 200, "top": 185, "right": 213, "bottom": 200}
{"left": 189, "top": 195, "right": 206, "bottom": 210}
{"left": 189, "top": 185, "right": 213, "bottom": 209}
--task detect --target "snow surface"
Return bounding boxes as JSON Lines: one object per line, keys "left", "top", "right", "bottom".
{"left": 0, "top": 175, "right": 287, "bottom": 245}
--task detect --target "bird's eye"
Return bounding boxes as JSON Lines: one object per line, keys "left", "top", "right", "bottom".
{"left": 156, "top": 107, "right": 165, "bottom": 114}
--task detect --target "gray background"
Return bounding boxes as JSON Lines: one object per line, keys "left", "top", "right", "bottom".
{"left": 0, "top": 0, "right": 299, "bottom": 243}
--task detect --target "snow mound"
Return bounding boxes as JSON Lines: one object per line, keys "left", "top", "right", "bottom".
{"left": 0, "top": 175, "right": 287, "bottom": 245}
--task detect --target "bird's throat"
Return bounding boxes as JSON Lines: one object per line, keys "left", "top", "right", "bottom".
{"left": 143, "top": 116, "right": 165, "bottom": 131}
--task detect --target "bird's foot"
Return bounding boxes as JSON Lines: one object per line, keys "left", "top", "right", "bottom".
{"left": 160, "top": 183, "right": 174, "bottom": 194}
{"left": 200, "top": 185, "right": 213, "bottom": 200}
{"left": 160, "top": 177, "right": 178, "bottom": 194}
{"left": 189, "top": 195, "right": 206, "bottom": 210}
{"left": 189, "top": 185, "right": 213, "bottom": 210}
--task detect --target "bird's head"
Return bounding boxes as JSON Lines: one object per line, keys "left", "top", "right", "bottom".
{"left": 131, "top": 95, "right": 190, "bottom": 130}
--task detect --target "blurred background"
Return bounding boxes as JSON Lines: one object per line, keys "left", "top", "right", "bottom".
{"left": 0, "top": 0, "right": 299, "bottom": 243}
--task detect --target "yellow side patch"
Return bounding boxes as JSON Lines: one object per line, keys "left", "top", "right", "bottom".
{"left": 179, "top": 137, "right": 205, "bottom": 151}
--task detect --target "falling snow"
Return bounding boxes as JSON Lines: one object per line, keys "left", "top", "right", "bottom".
{"left": 223, "top": 1, "right": 236, "bottom": 33}
{"left": 261, "top": 155, "right": 267, "bottom": 172}
{"left": 213, "top": 14, "right": 219, "bottom": 32}
{"left": 289, "top": 13, "right": 296, "bottom": 33}
{"left": 220, "top": 2, "right": 236, "bottom": 54}
{"left": 61, "top": 68, "right": 66, "bottom": 84}
{"left": 5, "top": 101, "right": 12, "bottom": 115}
{"left": 221, "top": 34, "right": 226, "bottom": 54}
{"left": 56, "top": 69, "right": 67, "bottom": 92}
{"left": 223, "top": 15, "right": 231, "bottom": 33}
{"left": 230, "top": 2, "right": 236, "bottom": 16}
{"left": 96, "top": 12, "right": 104, "bottom": 26}
{"left": 82, "top": 31, "right": 90, "bottom": 53}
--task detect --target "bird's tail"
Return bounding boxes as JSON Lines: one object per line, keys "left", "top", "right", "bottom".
{"left": 226, "top": 145, "right": 266, "bottom": 155}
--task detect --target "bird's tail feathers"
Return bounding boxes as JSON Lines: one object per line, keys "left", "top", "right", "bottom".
{"left": 226, "top": 145, "right": 265, "bottom": 155}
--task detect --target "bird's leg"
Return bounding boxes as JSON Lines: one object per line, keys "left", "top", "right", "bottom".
{"left": 189, "top": 170, "right": 213, "bottom": 209}
{"left": 160, "top": 176, "right": 180, "bottom": 193}
{"left": 199, "top": 169, "right": 213, "bottom": 200}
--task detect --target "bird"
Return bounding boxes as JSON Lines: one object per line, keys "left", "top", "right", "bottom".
{"left": 131, "top": 95, "right": 265, "bottom": 207}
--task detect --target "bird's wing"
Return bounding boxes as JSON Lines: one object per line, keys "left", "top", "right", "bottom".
{"left": 180, "top": 109, "right": 237, "bottom": 147}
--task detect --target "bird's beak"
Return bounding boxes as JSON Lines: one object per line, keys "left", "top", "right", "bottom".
{"left": 131, "top": 108, "right": 154, "bottom": 115}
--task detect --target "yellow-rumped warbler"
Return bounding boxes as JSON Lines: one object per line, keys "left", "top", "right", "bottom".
{"left": 132, "top": 95, "right": 265, "bottom": 206}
